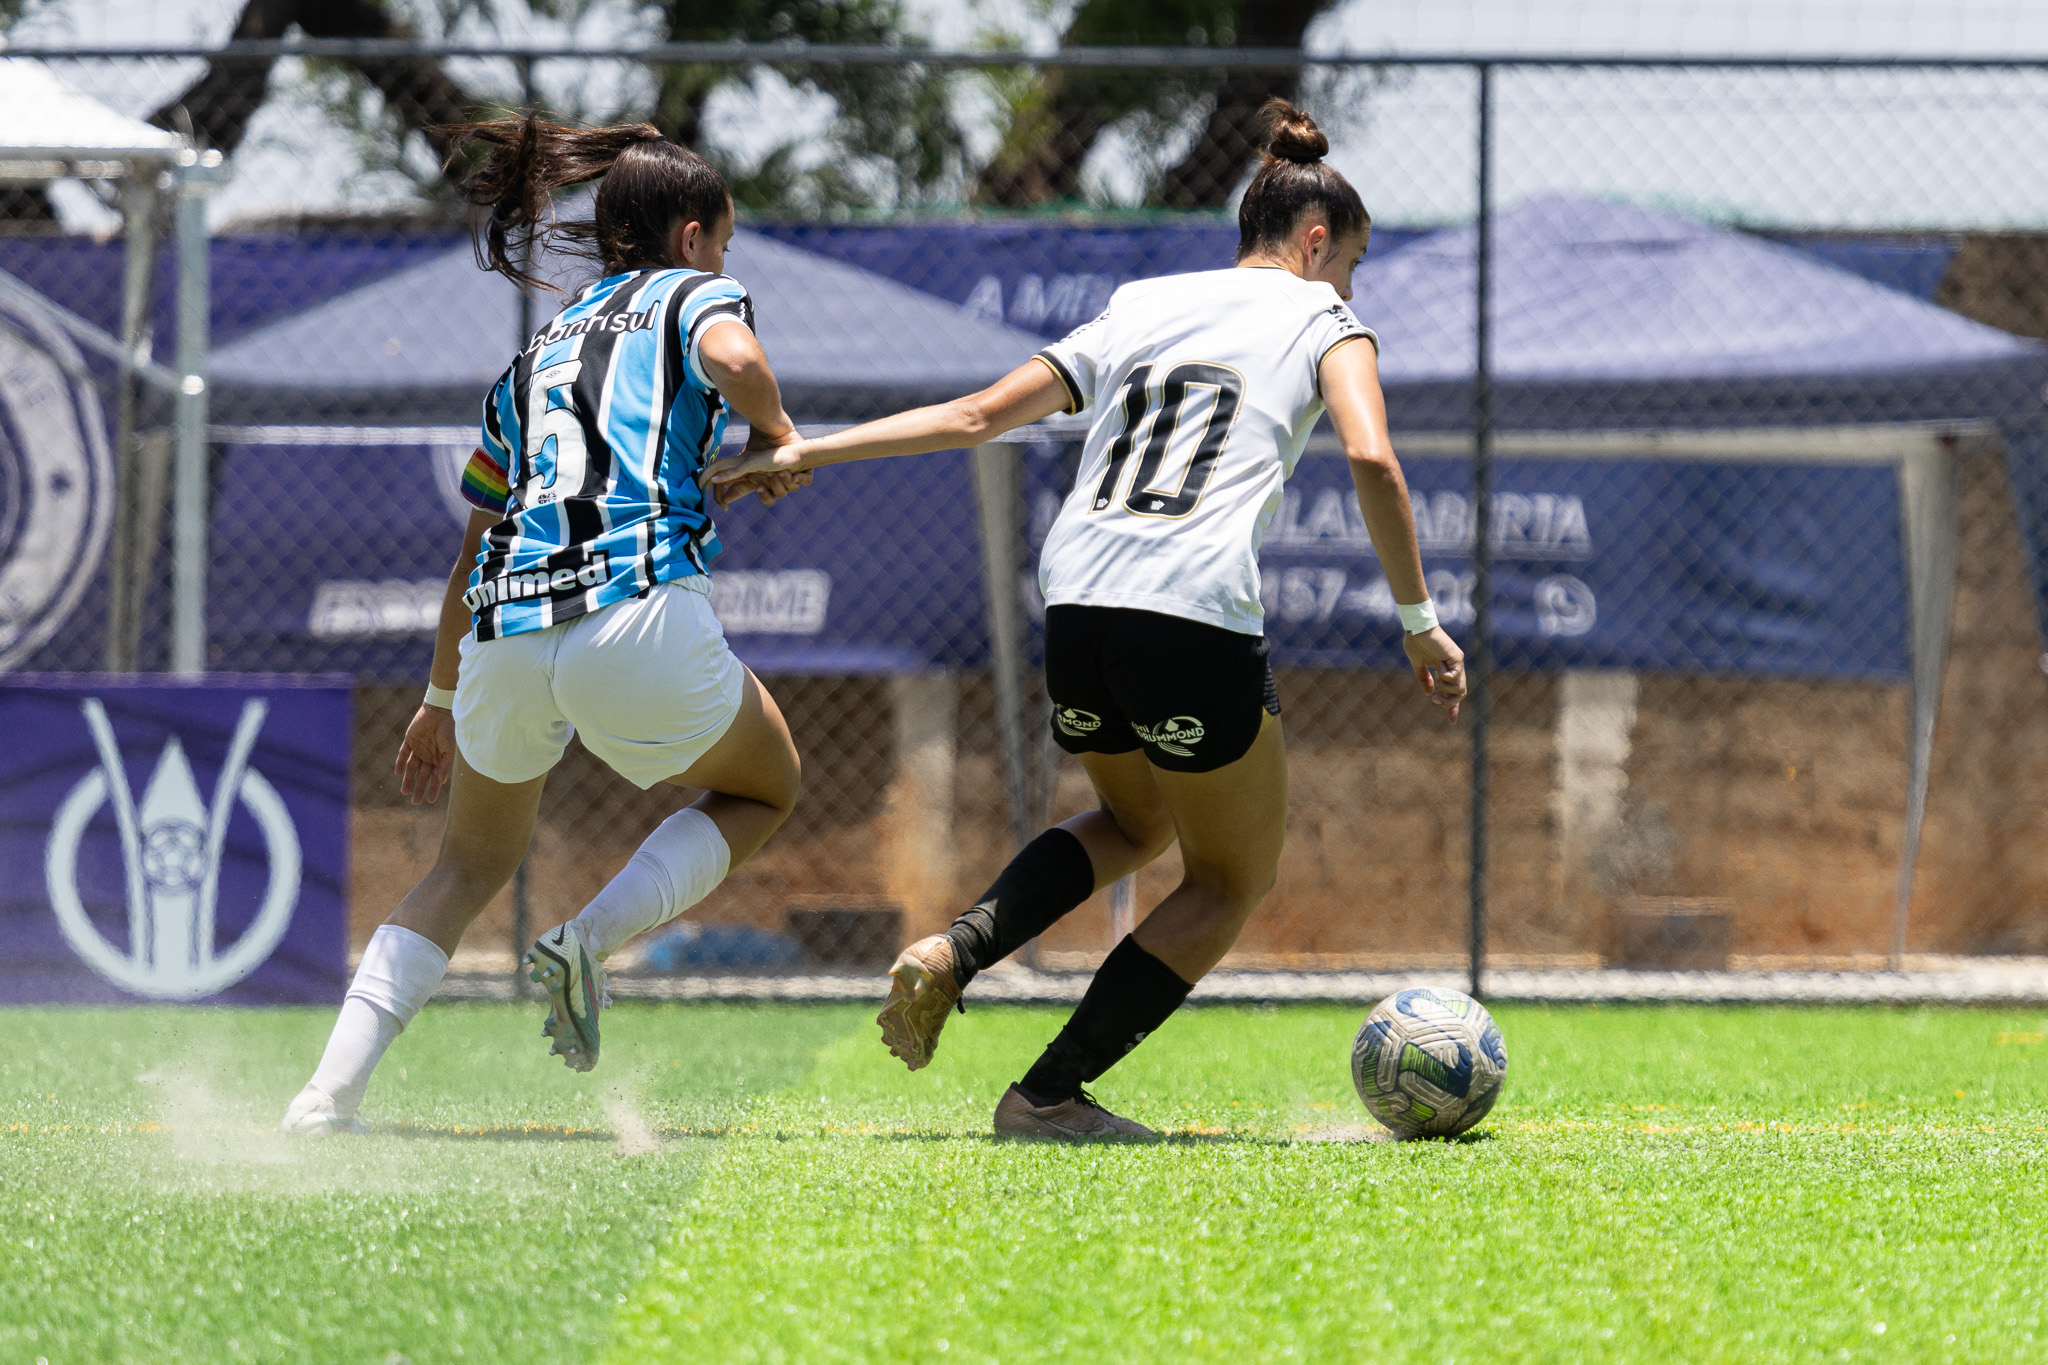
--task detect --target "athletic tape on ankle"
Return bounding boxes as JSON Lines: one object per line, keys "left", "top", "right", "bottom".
{"left": 346, "top": 924, "right": 450, "bottom": 1027}
{"left": 574, "top": 808, "right": 733, "bottom": 958}
{"left": 633, "top": 808, "right": 729, "bottom": 922}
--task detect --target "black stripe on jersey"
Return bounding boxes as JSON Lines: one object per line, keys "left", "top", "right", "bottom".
{"left": 481, "top": 365, "right": 515, "bottom": 491}
{"left": 471, "top": 367, "right": 522, "bottom": 642}
{"left": 689, "top": 300, "right": 748, "bottom": 345}
{"left": 1035, "top": 351, "right": 1083, "bottom": 414}
{"left": 643, "top": 271, "right": 728, "bottom": 584}
{"left": 564, "top": 277, "right": 662, "bottom": 502}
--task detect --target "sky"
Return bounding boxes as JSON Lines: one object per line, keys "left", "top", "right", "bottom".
{"left": 8, "top": 0, "right": 2048, "bottom": 229}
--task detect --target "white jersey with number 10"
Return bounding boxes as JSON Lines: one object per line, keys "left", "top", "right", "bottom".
{"left": 1033, "top": 266, "right": 1377, "bottom": 636}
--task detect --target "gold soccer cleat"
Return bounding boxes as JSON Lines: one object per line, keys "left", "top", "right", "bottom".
{"left": 875, "top": 935, "right": 963, "bottom": 1071}
{"left": 991, "top": 1084, "right": 1158, "bottom": 1142}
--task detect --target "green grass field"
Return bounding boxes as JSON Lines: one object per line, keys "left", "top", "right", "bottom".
{"left": 2, "top": 1000, "right": 2045, "bottom": 1363}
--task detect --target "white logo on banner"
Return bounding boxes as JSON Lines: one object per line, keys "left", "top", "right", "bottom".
{"left": 43, "top": 699, "right": 302, "bottom": 1001}
{"left": 0, "top": 296, "right": 113, "bottom": 671}
{"left": 711, "top": 570, "right": 832, "bottom": 634}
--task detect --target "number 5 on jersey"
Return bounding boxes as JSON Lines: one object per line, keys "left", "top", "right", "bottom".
{"left": 523, "top": 359, "right": 588, "bottom": 507}
{"left": 1090, "top": 361, "right": 1245, "bottom": 520}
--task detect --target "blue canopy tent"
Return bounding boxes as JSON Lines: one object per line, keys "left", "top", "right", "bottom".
{"left": 1336, "top": 194, "right": 2048, "bottom": 961}
{"left": 208, "top": 227, "right": 1047, "bottom": 426}
{"left": 1365, "top": 194, "right": 2045, "bottom": 432}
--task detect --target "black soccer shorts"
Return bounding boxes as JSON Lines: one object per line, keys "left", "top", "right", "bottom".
{"left": 1043, "top": 604, "right": 1280, "bottom": 775}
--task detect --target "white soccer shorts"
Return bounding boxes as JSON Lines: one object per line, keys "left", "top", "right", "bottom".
{"left": 454, "top": 580, "right": 746, "bottom": 789}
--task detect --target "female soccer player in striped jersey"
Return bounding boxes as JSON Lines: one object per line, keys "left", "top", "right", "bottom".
{"left": 282, "top": 118, "right": 810, "bottom": 1135}
{"left": 709, "top": 100, "right": 1466, "bottom": 1140}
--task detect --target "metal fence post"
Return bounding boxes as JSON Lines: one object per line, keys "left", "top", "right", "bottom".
{"left": 509, "top": 51, "right": 539, "bottom": 990}
{"left": 973, "top": 440, "right": 1038, "bottom": 965}
{"left": 1468, "top": 63, "right": 1496, "bottom": 1000}
{"left": 973, "top": 442, "right": 1032, "bottom": 851}
{"left": 104, "top": 173, "right": 160, "bottom": 673}
{"left": 170, "top": 148, "right": 221, "bottom": 676}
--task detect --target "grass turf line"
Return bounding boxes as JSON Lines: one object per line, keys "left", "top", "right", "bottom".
{"left": 2, "top": 1003, "right": 2045, "bottom": 1362}
{"left": 612, "top": 1003, "right": 2048, "bottom": 1363}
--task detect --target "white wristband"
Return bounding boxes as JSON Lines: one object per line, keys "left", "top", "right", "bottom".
{"left": 423, "top": 684, "right": 456, "bottom": 711}
{"left": 1397, "top": 599, "right": 1440, "bottom": 635}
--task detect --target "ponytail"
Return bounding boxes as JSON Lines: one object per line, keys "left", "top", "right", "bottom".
{"left": 450, "top": 115, "right": 731, "bottom": 292}
{"left": 1236, "top": 99, "right": 1368, "bottom": 260}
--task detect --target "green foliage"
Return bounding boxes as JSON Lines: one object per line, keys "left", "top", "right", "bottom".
{"left": 633, "top": 0, "right": 969, "bottom": 212}
{"left": 4, "top": 1003, "right": 2045, "bottom": 1361}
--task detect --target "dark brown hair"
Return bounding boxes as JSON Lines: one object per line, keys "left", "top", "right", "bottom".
{"left": 450, "top": 115, "right": 731, "bottom": 292}
{"left": 1235, "top": 99, "right": 1369, "bottom": 260}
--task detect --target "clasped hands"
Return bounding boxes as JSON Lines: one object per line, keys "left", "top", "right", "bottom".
{"left": 703, "top": 427, "right": 815, "bottom": 509}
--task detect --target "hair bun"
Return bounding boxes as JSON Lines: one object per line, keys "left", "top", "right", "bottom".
{"left": 1260, "top": 97, "right": 1329, "bottom": 164}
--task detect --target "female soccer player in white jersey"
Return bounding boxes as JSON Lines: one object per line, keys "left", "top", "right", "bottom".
{"left": 281, "top": 118, "right": 811, "bottom": 1135}
{"left": 709, "top": 100, "right": 1467, "bottom": 1140}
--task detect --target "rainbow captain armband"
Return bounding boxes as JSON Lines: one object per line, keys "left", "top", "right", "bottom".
{"left": 460, "top": 446, "right": 510, "bottom": 515}
{"left": 1397, "top": 599, "right": 1440, "bottom": 635}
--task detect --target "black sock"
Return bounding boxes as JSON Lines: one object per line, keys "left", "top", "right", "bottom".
{"left": 1018, "top": 936, "right": 1193, "bottom": 1104}
{"left": 943, "top": 828, "right": 1096, "bottom": 988}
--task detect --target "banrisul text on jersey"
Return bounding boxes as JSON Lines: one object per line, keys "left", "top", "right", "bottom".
{"left": 457, "top": 266, "right": 754, "bottom": 640}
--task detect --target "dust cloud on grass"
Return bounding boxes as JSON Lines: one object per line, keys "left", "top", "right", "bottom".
{"left": 599, "top": 1072, "right": 663, "bottom": 1156}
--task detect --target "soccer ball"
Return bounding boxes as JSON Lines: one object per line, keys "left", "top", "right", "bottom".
{"left": 1351, "top": 986, "right": 1508, "bottom": 1139}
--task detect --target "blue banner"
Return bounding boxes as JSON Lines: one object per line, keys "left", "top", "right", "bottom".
{"left": 0, "top": 675, "right": 351, "bottom": 1005}
{"left": 205, "top": 439, "right": 991, "bottom": 677}
{"left": 199, "top": 439, "right": 1905, "bottom": 682}
{"left": 1043, "top": 452, "right": 1907, "bottom": 679}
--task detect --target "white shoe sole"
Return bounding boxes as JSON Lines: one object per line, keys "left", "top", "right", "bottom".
{"left": 279, "top": 1092, "right": 369, "bottom": 1138}
{"left": 526, "top": 935, "right": 602, "bottom": 1073}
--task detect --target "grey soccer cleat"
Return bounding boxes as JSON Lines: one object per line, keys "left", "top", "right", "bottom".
{"left": 279, "top": 1085, "right": 370, "bottom": 1137}
{"left": 876, "top": 935, "right": 963, "bottom": 1071}
{"left": 992, "top": 1084, "right": 1158, "bottom": 1142}
{"left": 525, "top": 921, "right": 610, "bottom": 1074}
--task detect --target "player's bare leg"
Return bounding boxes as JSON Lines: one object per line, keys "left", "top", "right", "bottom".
{"left": 994, "top": 715, "right": 1287, "bottom": 1140}
{"left": 878, "top": 748, "right": 1175, "bottom": 1070}
{"left": 388, "top": 755, "right": 548, "bottom": 954}
{"left": 529, "top": 668, "right": 800, "bottom": 1072}
{"left": 283, "top": 756, "right": 543, "bottom": 1134}
{"left": 1122, "top": 714, "right": 1287, "bottom": 981}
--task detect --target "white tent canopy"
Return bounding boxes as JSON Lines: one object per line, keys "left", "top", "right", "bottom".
{"left": 0, "top": 57, "right": 183, "bottom": 166}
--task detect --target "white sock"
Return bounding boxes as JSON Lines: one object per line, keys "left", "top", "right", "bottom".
{"left": 305, "top": 924, "right": 450, "bottom": 1116}
{"left": 569, "top": 808, "right": 731, "bottom": 959}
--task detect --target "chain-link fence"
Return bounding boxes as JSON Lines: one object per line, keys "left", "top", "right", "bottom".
{"left": 5, "top": 41, "right": 2048, "bottom": 997}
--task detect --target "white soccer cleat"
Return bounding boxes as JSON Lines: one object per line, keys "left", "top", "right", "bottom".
{"left": 526, "top": 920, "right": 610, "bottom": 1074}
{"left": 279, "top": 1085, "right": 369, "bottom": 1138}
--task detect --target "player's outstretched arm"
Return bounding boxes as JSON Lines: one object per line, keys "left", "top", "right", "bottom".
{"left": 398, "top": 507, "right": 495, "bottom": 804}
{"left": 1320, "top": 338, "right": 1467, "bottom": 722}
{"left": 701, "top": 357, "right": 1071, "bottom": 494}
{"left": 697, "top": 318, "right": 810, "bottom": 508}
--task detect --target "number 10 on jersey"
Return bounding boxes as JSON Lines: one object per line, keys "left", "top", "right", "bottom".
{"left": 1090, "top": 362, "right": 1245, "bottom": 520}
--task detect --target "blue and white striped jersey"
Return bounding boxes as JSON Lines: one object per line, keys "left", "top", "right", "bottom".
{"left": 459, "top": 267, "right": 753, "bottom": 640}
